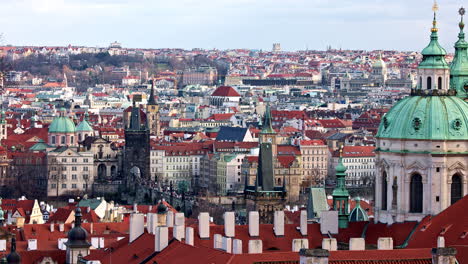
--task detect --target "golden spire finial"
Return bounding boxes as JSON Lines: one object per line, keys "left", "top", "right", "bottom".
{"left": 339, "top": 145, "right": 344, "bottom": 158}
{"left": 431, "top": 0, "right": 439, "bottom": 32}
{"left": 432, "top": 0, "right": 439, "bottom": 13}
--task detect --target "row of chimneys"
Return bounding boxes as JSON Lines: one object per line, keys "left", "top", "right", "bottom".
{"left": 300, "top": 237, "right": 457, "bottom": 264}
{"left": 127, "top": 210, "right": 407, "bottom": 254}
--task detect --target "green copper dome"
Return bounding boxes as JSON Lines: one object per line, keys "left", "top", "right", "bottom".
{"left": 372, "top": 53, "right": 385, "bottom": 68}
{"left": 349, "top": 197, "right": 369, "bottom": 222}
{"left": 76, "top": 120, "right": 93, "bottom": 132}
{"left": 376, "top": 95, "right": 468, "bottom": 140}
{"left": 49, "top": 116, "right": 76, "bottom": 133}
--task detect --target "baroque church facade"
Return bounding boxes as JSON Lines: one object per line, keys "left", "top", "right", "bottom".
{"left": 374, "top": 7, "right": 468, "bottom": 224}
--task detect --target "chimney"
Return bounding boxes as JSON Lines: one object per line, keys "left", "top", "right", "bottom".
{"left": 50, "top": 224, "right": 54, "bottom": 232}
{"left": 129, "top": 213, "right": 145, "bottom": 243}
{"left": 166, "top": 211, "right": 174, "bottom": 227}
{"left": 58, "top": 238, "right": 68, "bottom": 250}
{"left": 213, "top": 234, "right": 223, "bottom": 249}
{"left": 321, "top": 238, "right": 337, "bottom": 251}
{"left": 185, "top": 227, "right": 194, "bottom": 246}
{"left": 0, "top": 240, "right": 5, "bottom": 251}
{"left": 147, "top": 213, "right": 154, "bottom": 234}
{"left": 133, "top": 203, "right": 138, "bottom": 213}
{"left": 59, "top": 223, "right": 65, "bottom": 232}
{"left": 224, "top": 212, "right": 235, "bottom": 237}
{"left": 90, "top": 222, "right": 94, "bottom": 235}
{"left": 432, "top": 248, "right": 457, "bottom": 264}
{"left": 299, "top": 249, "right": 329, "bottom": 264}
{"left": 274, "top": 211, "right": 284, "bottom": 237}
{"left": 173, "top": 225, "right": 185, "bottom": 241}
{"left": 320, "top": 211, "right": 338, "bottom": 235}
{"left": 248, "top": 211, "right": 259, "bottom": 237}
{"left": 437, "top": 236, "right": 445, "bottom": 248}
{"left": 248, "top": 240, "right": 263, "bottom": 254}
{"left": 377, "top": 237, "right": 393, "bottom": 250}
{"left": 292, "top": 238, "right": 309, "bottom": 252}
{"left": 349, "top": 238, "right": 365, "bottom": 250}
{"left": 232, "top": 239, "right": 242, "bottom": 254}
{"left": 300, "top": 210, "right": 307, "bottom": 236}
{"left": 91, "top": 237, "right": 99, "bottom": 249}
{"left": 222, "top": 237, "right": 232, "bottom": 253}
{"left": 198, "top": 212, "right": 210, "bottom": 239}
{"left": 87, "top": 206, "right": 91, "bottom": 213}
{"left": 99, "top": 237, "right": 104, "bottom": 248}
{"left": 174, "top": 212, "right": 185, "bottom": 226}
{"left": 155, "top": 226, "right": 169, "bottom": 252}
{"left": 27, "top": 239, "right": 37, "bottom": 251}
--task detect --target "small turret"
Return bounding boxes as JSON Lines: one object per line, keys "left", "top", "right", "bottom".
{"left": 450, "top": 7, "right": 468, "bottom": 99}
{"left": 332, "top": 147, "right": 350, "bottom": 228}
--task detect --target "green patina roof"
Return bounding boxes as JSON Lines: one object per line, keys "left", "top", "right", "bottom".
{"left": 332, "top": 156, "right": 349, "bottom": 198}
{"left": 77, "top": 112, "right": 93, "bottom": 132}
{"left": 450, "top": 15, "right": 468, "bottom": 99}
{"left": 372, "top": 53, "right": 385, "bottom": 68}
{"left": 223, "top": 154, "right": 236, "bottom": 162}
{"left": 76, "top": 120, "right": 93, "bottom": 132}
{"left": 349, "top": 197, "right": 369, "bottom": 222}
{"left": 376, "top": 96, "right": 468, "bottom": 140}
{"left": 307, "top": 187, "right": 328, "bottom": 219}
{"left": 30, "top": 140, "right": 51, "bottom": 151}
{"left": 418, "top": 14, "right": 449, "bottom": 69}
{"left": 48, "top": 116, "right": 76, "bottom": 133}
{"left": 78, "top": 198, "right": 104, "bottom": 210}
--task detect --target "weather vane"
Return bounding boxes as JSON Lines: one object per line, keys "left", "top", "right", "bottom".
{"left": 460, "top": 7, "right": 466, "bottom": 19}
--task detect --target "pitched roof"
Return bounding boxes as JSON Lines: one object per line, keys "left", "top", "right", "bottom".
{"left": 211, "top": 86, "right": 241, "bottom": 97}
{"left": 216, "top": 126, "right": 248, "bottom": 142}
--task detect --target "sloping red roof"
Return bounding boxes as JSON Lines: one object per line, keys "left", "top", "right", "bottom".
{"left": 211, "top": 86, "right": 240, "bottom": 97}
{"left": 339, "top": 146, "right": 375, "bottom": 157}
{"left": 407, "top": 195, "right": 468, "bottom": 252}
{"left": 207, "top": 113, "right": 235, "bottom": 121}
{"left": 277, "top": 156, "right": 297, "bottom": 168}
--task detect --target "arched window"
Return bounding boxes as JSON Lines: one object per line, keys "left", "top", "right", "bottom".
{"left": 451, "top": 174, "right": 462, "bottom": 205}
{"left": 410, "top": 174, "right": 423, "bottom": 213}
{"left": 419, "top": 77, "right": 422, "bottom": 89}
{"left": 382, "top": 172, "right": 388, "bottom": 210}
{"left": 427, "top": 77, "right": 432, "bottom": 90}
{"left": 438, "top": 77, "right": 442, "bottom": 90}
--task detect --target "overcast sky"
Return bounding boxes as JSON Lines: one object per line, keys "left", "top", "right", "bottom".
{"left": 0, "top": 0, "right": 465, "bottom": 51}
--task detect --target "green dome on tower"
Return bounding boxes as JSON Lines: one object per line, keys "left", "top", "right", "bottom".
{"left": 419, "top": 7, "right": 449, "bottom": 69}
{"left": 76, "top": 112, "right": 93, "bottom": 132}
{"left": 450, "top": 7, "right": 468, "bottom": 99}
{"left": 49, "top": 116, "right": 76, "bottom": 133}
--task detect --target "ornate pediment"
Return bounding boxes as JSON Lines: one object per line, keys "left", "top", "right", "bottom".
{"left": 379, "top": 158, "right": 390, "bottom": 169}
{"left": 448, "top": 161, "right": 466, "bottom": 171}
{"left": 406, "top": 161, "right": 427, "bottom": 171}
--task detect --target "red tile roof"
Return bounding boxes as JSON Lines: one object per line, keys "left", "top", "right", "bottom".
{"left": 211, "top": 86, "right": 241, "bottom": 97}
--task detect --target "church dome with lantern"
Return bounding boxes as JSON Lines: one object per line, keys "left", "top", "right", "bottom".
{"left": 374, "top": 4, "right": 468, "bottom": 224}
